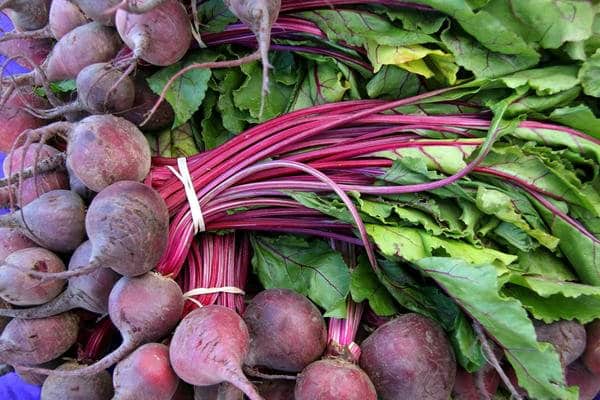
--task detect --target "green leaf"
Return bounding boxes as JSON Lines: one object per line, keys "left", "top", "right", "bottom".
{"left": 366, "top": 224, "right": 517, "bottom": 267}
{"left": 549, "top": 104, "right": 600, "bottom": 139}
{"left": 505, "top": 87, "right": 581, "bottom": 117}
{"left": 290, "top": 60, "right": 350, "bottom": 111}
{"left": 382, "top": 8, "right": 446, "bottom": 34}
{"left": 516, "top": 249, "right": 577, "bottom": 281}
{"left": 147, "top": 51, "right": 217, "bottom": 128}
{"left": 350, "top": 256, "right": 397, "bottom": 316}
{"left": 579, "top": 49, "right": 600, "bottom": 97}
{"left": 147, "top": 122, "right": 200, "bottom": 157}
{"left": 498, "top": 66, "right": 580, "bottom": 96}
{"left": 503, "top": 277, "right": 600, "bottom": 324}
{"left": 367, "top": 65, "right": 421, "bottom": 99}
{"left": 199, "top": 89, "right": 234, "bottom": 150}
{"left": 250, "top": 235, "right": 351, "bottom": 315}
{"left": 198, "top": 0, "right": 237, "bottom": 33}
{"left": 451, "top": 312, "right": 486, "bottom": 372}
{"left": 216, "top": 69, "right": 250, "bottom": 134}
{"left": 416, "top": 257, "right": 575, "bottom": 400}
{"left": 440, "top": 27, "right": 538, "bottom": 78}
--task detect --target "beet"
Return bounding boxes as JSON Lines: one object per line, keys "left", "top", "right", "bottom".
{"left": 0, "top": 241, "right": 119, "bottom": 318}
{"left": 121, "top": 74, "right": 174, "bottom": 130}
{"left": 0, "top": 312, "right": 79, "bottom": 366}
{"left": 0, "top": 91, "right": 48, "bottom": 153}
{"left": 194, "top": 384, "right": 244, "bottom": 400}
{"left": 0, "top": 227, "right": 36, "bottom": 261}
{"left": 0, "top": 299, "right": 10, "bottom": 332}
{"left": 32, "top": 63, "right": 136, "bottom": 120}
{"left": 115, "top": 0, "right": 192, "bottom": 66}
{"left": 0, "top": 247, "right": 65, "bottom": 306}
{"left": 0, "top": 0, "right": 51, "bottom": 31}
{"left": 243, "top": 288, "right": 327, "bottom": 372}
{"left": 15, "top": 359, "right": 61, "bottom": 386}
{"left": 66, "top": 115, "right": 150, "bottom": 192}
{"left": 359, "top": 313, "right": 457, "bottom": 400}
{"left": 0, "top": 189, "right": 86, "bottom": 253}
{"left": 169, "top": 305, "right": 262, "bottom": 400}
{"left": 535, "top": 320, "right": 587, "bottom": 366}
{"left": 73, "top": 0, "right": 120, "bottom": 26}
{"left": 40, "top": 361, "right": 114, "bottom": 400}
{"left": 113, "top": 343, "right": 179, "bottom": 400}
{"left": 566, "top": 360, "right": 600, "bottom": 400}
{"left": 0, "top": 36, "right": 51, "bottom": 66}
{"left": 584, "top": 320, "right": 600, "bottom": 375}
{"left": 452, "top": 365, "right": 501, "bottom": 400}
{"left": 3, "top": 143, "right": 69, "bottom": 207}
{"left": 295, "top": 358, "right": 376, "bottom": 400}
{"left": 256, "top": 380, "right": 295, "bottom": 400}
{"left": 48, "top": 0, "right": 89, "bottom": 39}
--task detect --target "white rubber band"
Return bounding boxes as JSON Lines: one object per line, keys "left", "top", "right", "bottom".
{"left": 183, "top": 286, "right": 246, "bottom": 297}
{"left": 168, "top": 157, "right": 205, "bottom": 234}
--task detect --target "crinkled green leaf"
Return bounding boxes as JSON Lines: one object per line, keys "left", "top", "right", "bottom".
{"left": 366, "top": 224, "right": 517, "bottom": 267}
{"left": 250, "top": 235, "right": 351, "bottom": 315}
{"left": 216, "top": 69, "right": 249, "bottom": 134}
{"left": 350, "top": 256, "right": 397, "bottom": 316}
{"left": 381, "top": 8, "right": 446, "bottom": 34}
{"left": 516, "top": 249, "right": 577, "bottom": 281}
{"left": 416, "top": 257, "right": 576, "bottom": 400}
{"left": 199, "top": 89, "right": 233, "bottom": 150}
{"left": 147, "top": 51, "right": 218, "bottom": 128}
{"left": 579, "top": 49, "right": 600, "bottom": 97}
{"left": 503, "top": 278, "right": 600, "bottom": 324}
{"left": 440, "top": 27, "right": 538, "bottom": 78}
{"left": 550, "top": 104, "right": 600, "bottom": 139}
{"left": 498, "top": 66, "right": 580, "bottom": 96}
{"left": 506, "top": 87, "right": 582, "bottom": 117}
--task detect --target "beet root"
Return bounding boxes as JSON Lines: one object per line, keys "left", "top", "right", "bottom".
{"left": 584, "top": 320, "right": 600, "bottom": 375}
{"left": 3, "top": 143, "right": 69, "bottom": 207}
{"left": 169, "top": 305, "right": 263, "bottom": 400}
{"left": 113, "top": 343, "right": 179, "bottom": 400}
{"left": 0, "top": 91, "right": 48, "bottom": 153}
{"left": 0, "top": 247, "right": 65, "bottom": 305}
{"left": 243, "top": 288, "right": 327, "bottom": 372}
{"left": 0, "top": 241, "right": 119, "bottom": 318}
{"left": 535, "top": 320, "right": 587, "bottom": 366}
{"left": 0, "top": 36, "right": 51, "bottom": 66}
{"left": 0, "top": 0, "right": 51, "bottom": 31}
{"left": 115, "top": 0, "right": 192, "bottom": 66}
{"left": 121, "top": 74, "right": 174, "bottom": 130}
{"left": 566, "top": 360, "right": 600, "bottom": 400}
{"left": 40, "top": 361, "right": 114, "bottom": 400}
{"left": 66, "top": 115, "right": 150, "bottom": 192}
{"left": 256, "top": 380, "right": 295, "bottom": 400}
{"left": 452, "top": 365, "right": 501, "bottom": 400}
{"left": 48, "top": 0, "right": 89, "bottom": 39}
{"left": 0, "top": 227, "right": 36, "bottom": 261}
{"left": 0, "top": 312, "right": 79, "bottom": 366}
{"left": 72, "top": 0, "right": 120, "bottom": 26}
{"left": 359, "top": 313, "right": 457, "bottom": 400}
{"left": 194, "top": 383, "right": 244, "bottom": 400}
{"left": 0, "top": 189, "right": 86, "bottom": 253}
{"left": 295, "top": 358, "right": 376, "bottom": 400}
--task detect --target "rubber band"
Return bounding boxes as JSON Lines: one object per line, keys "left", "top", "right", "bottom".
{"left": 168, "top": 157, "right": 205, "bottom": 234}
{"left": 183, "top": 286, "right": 246, "bottom": 297}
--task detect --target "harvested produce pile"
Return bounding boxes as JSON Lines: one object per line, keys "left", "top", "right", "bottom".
{"left": 1, "top": 0, "right": 600, "bottom": 399}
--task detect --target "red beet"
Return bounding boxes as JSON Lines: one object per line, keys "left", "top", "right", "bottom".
{"left": 3, "top": 143, "right": 69, "bottom": 207}
{"left": 0, "top": 91, "right": 48, "bottom": 153}
{"left": 359, "top": 313, "right": 457, "bottom": 400}
{"left": 584, "top": 320, "right": 600, "bottom": 375}
{"left": 40, "top": 361, "right": 114, "bottom": 400}
{"left": 0, "top": 227, "right": 36, "bottom": 261}
{"left": 0, "top": 312, "right": 79, "bottom": 366}
{"left": 535, "top": 320, "right": 587, "bottom": 366}
{"left": 0, "top": 247, "right": 65, "bottom": 306}
{"left": 113, "top": 343, "right": 179, "bottom": 400}
{"left": 257, "top": 380, "right": 295, "bottom": 400}
{"left": 121, "top": 74, "right": 174, "bottom": 130}
{"left": 452, "top": 365, "right": 501, "bottom": 400}
{"left": 169, "top": 305, "right": 262, "bottom": 400}
{"left": 243, "top": 288, "right": 327, "bottom": 372}
{"left": 566, "top": 360, "right": 600, "bottom": 400}
{"left": 0, "top": 36, "right": 51, "bottom": 66}
{"left": 0, "top": 0, "right": 51, "bottom": 31}
{"left": 295, "top": 358, "right": 377, "bottom": 400}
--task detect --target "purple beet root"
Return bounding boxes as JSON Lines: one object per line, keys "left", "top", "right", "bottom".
{"left": 121, "top": 74, "right": 174, "bottom": 130}
{"left": 66, "top": 115, "right": 150, "bottom": 192}
{"left": 452, "top": 365, "right": 501, "bottom": 400}
{"left": 194, "top": 383, "right": 243, "bottom": 400}
{"left": 0, "top": 36, "right": 51, "bottom": 66}
{"left": 0, "top": 312, "right": 79, "bottom": 366}
{"left": 257, "top": 380, "right": 295, "bottom": 400}
{"left": 40, "top": 361, "right": 114, "bottom": 400}
{"left": 0, "top": 190, "right": 86, "bottom": 253}
{"left": 359, "top": 313, "right": 457, "bottom": 400}
{"left": 72, "top": 0, "right": 120, "bottom": 26}
{"left": 0, "top": 0, "right": 51, "bottom": 31}
{"left": 3, "top": 144, "right": 69, "bottom": 207}
{"left": 584, "top": 320, "right": 600, "bottom": 376}
{"left": 566, "top": 360, "right": 600, "bottom": 400}
{"left": 243, "top": 288, "right": 327, "bottom": 372}
{"left": 169, "top": 305, "right": 262, "bottom": 400}
{"left": 115, "top": 0, "right": 192, "bottom": 66}
{"left": 0, "top": 227, "right": 36, "bottom": 261}
{"left": 48, "top": 0, "right": 89, "bottom": 39}
{"left": 0, "top": 247, "right": 65, "bottom": 306}
{"left": 0, "top": 91, "right": 48, "bottom": 153}
{"left": 113, "top": 343, "right": 179, "bottom": 400}
{"left": 0, "top": 241, "right": 120, "bottom": 318}
{"left": 295, "top": 358, "right": 377, "bottom": 400}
